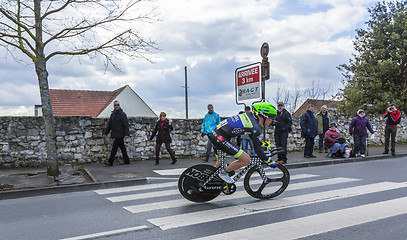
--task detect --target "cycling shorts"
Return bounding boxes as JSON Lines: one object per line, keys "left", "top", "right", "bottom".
{"left": 209, "top": 130, "right": 244, "bottom": 158}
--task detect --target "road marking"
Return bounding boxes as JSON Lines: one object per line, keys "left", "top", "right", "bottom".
{"left": 59, "top": 225, "right": 148, "bottom": 240}
{"left": 153, "top": 168, "right": 186, "bottom": 176}
{"left": 94, "top": 181, "right": 178, "bottom": 195}
{"left": 124, "top": 177, "right": 360, "bottom": 213}
{"left": 148, "top": 181, "right": 407, "bottom": 230}
{"left": 192, "top": 196, "right": 407, "bottom": 240}
{"left": 107, "top": 189, "right": 179, "bottom": 202}
{"left": 105, "top": 174, "right": 318, "bottom": 203}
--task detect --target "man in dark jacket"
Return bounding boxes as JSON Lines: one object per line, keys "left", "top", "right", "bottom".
{"left": 300, "top": 104, "right": 318, "bottom": 158}
{"left": 103, "top": 100, "right": 130, "bottom": 166}
{"left": 274, "top": 102, "right": 292, "bottom": 163}
{"left": 382, "top": 103, "right": 402, "bottom": 156}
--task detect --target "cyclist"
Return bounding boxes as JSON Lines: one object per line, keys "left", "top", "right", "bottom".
{"left": 209, "top": 102, "right": 279, "bottom": 183}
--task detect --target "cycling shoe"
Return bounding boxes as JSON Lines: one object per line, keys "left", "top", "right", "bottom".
{"left": 218, "top": 169, "right": 234, "bottom": 183}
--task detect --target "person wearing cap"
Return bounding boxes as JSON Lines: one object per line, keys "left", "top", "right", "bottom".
{"left": 349, "top": 109, "right": 374, "bottom": 158}
{"left": 325, "top": 122, "right": 346, "bottom": 158}
{"left": 300, "top": 104, "right": 318, "bottom": 158}
{"left": 274, "top": 102, "right": 292, "bottom": 163}
{"left": 316, "top": 105, "right": 333, "bottom": 153}
{"left": 382, "top": 103, "right": 402, "bottom": 156}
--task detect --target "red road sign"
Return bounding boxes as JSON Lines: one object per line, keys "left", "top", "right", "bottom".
{"left": 235, "top": 62, "right": 262, "bottom": 103}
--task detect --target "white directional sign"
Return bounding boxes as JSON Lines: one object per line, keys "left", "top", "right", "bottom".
{"left": 235, "top": 62, "right": 262, "bottom": 103}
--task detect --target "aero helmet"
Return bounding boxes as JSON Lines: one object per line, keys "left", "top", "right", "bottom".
{"left": 252, "top": 102, "right": 277, "bottom": 119}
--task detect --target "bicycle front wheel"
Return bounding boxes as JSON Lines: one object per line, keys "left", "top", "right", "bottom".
{"left": 178, "top": 164, "right": 222, "bottom": 202}
{"left": 243, "top": 163, "right": 290, "bottom": 199}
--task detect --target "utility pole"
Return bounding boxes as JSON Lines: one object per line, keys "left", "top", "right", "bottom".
{"left": 184, "top": 66, "right": 189, "bottom": 119}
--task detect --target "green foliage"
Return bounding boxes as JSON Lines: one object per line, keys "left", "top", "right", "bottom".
{"left": 337, "top": 1, "right": 407, "bottom": 114}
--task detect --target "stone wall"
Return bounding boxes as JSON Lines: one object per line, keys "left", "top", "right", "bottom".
{"left": 0, "top": 115, "right": 406, "bottom": 168}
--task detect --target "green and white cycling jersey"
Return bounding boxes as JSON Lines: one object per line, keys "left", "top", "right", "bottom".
{"left": 212, "top": 111, "right": 268, "bottom": 161}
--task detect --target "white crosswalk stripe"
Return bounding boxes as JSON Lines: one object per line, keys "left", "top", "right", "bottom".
{"left": 94, "top": 173, "right": 407, "bottom": 239}
{"left": 148, "top": 181, "right": 407, "bottom": 230}
{"left": 124, "top": 177, "right": 359, "bottom": 213}
{"left": 103, "top": 173, "right": 317, "bottom": 203}
{"left": 192, "top": 196, "right": 407, "bottom": 240}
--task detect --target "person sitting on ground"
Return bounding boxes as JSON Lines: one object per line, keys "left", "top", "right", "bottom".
{"left": 325, "top": 122, "right": 346, "bottom": 158}
{"left": 209, "top": 102, "right": 279, "bottom": 184}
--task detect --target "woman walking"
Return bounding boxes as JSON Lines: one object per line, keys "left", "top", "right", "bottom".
{"left": 149, "top": 112, "right": 177, "bottom": 165}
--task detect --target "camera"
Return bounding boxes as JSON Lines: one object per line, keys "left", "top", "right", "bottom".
{"left": 389, "top": 107, "right": 394, "bottom": 111}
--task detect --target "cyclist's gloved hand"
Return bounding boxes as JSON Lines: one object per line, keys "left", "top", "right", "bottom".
{"left": 266, "top": 157, "right": 278, "bottom": 168}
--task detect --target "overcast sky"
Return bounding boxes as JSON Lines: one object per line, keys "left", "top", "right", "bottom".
{"left": 0, "top": 0, "right": 380, "bottom": 119}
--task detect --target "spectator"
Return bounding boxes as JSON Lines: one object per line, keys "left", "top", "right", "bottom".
{"left": 325, "top": 122, "right": 346, "bottom": 158}
{"left": 103, "top": 100, "right": 130, "bottom": 166}
{"left": 316, "top": 105, "right": 333, "bottom": 153}
{"left": 300, "top": 104, "right": 318, "bottom": 158}
{"left": 382, "top": 103, "right": 402, "bottom": 156}
{"left": 349, "top": 109, "right": 374, "bottom": 158}
{"left": 241, "top": 106, "right": 256, "bottom": 156}
{"left": 274, "top": 102, "right": 292, "bottom": 163}
{"left": 201, "top": 104, "right": 221, "bottom": 162}
{"left": 149, "top": 112, "right": 177, "bottom": 165}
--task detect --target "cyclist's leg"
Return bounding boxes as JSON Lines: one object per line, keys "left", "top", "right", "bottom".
{"left": 226, "top": 150, "right": 250, "bottom": 172}
{"left": 209, "top": 131, "right": 249, "bottom": 171}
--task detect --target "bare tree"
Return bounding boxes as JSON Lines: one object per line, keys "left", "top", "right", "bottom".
{"left": 289, "top": 84, "right": 303, "bottom": 113}
{"left": 0, "top": 0, "right": 159, "bottom": 176}
{"left": 304, "top": 79, "right": 331, "bottom": 100}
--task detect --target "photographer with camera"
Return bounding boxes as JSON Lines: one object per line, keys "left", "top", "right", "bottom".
{"left": 382, "top": 103, "right": 402, "bottom": 156}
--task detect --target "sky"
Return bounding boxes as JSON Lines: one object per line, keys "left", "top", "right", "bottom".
{"left": 0, "top": 0, "right": 382, "bottom": 119}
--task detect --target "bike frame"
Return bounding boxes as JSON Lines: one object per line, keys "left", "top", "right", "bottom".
{"left": 198, "top": 148, "right": 281, "bottom": 192}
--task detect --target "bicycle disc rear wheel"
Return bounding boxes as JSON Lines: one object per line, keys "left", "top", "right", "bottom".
{"left": 178, "top": 164, "right": 222, "bottom": 202}
{"left": 243, "top": 163, "right": 290, "bottom": 199}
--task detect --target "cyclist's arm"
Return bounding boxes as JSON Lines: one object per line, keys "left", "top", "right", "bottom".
{"left": 250, "top": 135, "right": 268, "bottom": 161}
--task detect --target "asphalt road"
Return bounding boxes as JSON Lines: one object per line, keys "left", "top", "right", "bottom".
{"left": 1, "top": 157, "right": 406, "bottom": 240}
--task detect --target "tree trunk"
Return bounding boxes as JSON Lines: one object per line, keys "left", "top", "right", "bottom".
{"left": 34, "top": 0, "right": 59, "bottom": 177}
{"left": 36, "top": 60, "right": 60, "bottom": 177}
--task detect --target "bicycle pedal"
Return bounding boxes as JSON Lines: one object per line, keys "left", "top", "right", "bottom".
{"left": 221, "top": 183, "right": 236, "bottom": 195}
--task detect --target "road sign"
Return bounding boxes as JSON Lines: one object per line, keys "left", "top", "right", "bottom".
{"left": 235, "top": 62, "right": 262, "bottom": 103}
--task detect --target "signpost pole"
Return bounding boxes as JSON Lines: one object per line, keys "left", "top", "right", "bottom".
{"left": 260, "top": 43, "right": 270, "bottom": 142}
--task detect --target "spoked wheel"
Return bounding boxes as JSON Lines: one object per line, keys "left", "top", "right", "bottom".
{"left": 243, "top": 163, "right": 290, "bottom": 199}
{"left": 178, "top": 164, "right": 223, "bottom": 202}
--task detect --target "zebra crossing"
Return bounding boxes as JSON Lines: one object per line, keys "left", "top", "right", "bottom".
{"left": 94, "top": 172, "right": 407, "bottom": 239}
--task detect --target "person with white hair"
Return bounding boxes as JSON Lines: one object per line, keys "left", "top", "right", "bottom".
{"left": 316, "top": 105, "right": 333, "bottom": 153}
{"left": 349, "top": 109, "right": 374, "bottom": 158}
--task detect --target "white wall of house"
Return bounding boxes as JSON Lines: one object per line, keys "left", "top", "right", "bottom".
{"left": 98, "top": 86, "right": 157, "bottom": 118}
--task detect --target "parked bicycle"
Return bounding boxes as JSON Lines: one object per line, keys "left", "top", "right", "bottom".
{"left": 178, "top": 147, "right": 290, "bottom": 202}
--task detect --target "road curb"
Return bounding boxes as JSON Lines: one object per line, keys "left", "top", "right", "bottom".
{"left": 1, "top": 153, "right": 406, "bottom": 200}
{"left": 0, "top": 177, "right": 147, "bottom": 200}
{"left": 286, "top": 153, "right": 407, "bottom": 169}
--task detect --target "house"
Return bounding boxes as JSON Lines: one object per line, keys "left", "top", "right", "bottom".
{"left": 35, "top": 85, "right": 157, "bottom": 118}
{"left": 292, "top": 99, "right": 341, "bottom": 118}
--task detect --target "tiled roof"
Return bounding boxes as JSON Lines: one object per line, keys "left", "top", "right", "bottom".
{"left": 50, "top": 86, "right": 125, "bottom": 117}
{"left": 292, "top": 99, "right": 341, "bottom": 118}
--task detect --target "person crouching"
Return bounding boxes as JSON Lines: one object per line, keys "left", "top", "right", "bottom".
{"left": 325, "top": 122, "right": 346, "bottom": 158}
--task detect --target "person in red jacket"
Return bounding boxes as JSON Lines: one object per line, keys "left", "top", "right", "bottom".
{"left": 382, "top": 103, "right": 402, "bottom": 156}
{"left": 325, "top": 122, "right": 346, "bottom": 158}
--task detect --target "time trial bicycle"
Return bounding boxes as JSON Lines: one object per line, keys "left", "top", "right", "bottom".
{"left": 178, "top": 147, "right": 290, "bottom": 202}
